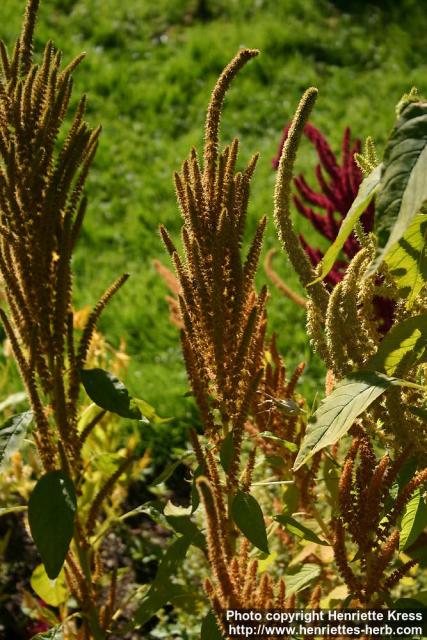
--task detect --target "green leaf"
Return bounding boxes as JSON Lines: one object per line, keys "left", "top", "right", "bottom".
{"left": 191, "top": 464, "right": 204, "bottom": 513}
{"left": 130, "top": 535, "right": 193, "bottom": 629}
{"left": 28, "top": 471, "right": 77, "bottom": 579}
{"left": 165, "top": 515, "right": 206, "bottom": 551}
{"left": 284, "top": 563, "right": 321, "bottom": 595}
{"left": 80, "top": 368, "right": 142, "bottom": 420}
{"left": 0, "top": 505, "right": 27, "bottom": 517}
{"left": 152, "top": 452, "right": 193, "bottom": 486}
{"left": 30, "top": 564, "right": 68, "bottom": 607}
{"left": 258, "top": 431, "right": 298, "bottom": 453}
{"left": 311, "top": 164, "right": 382, "bottom": 284}
{"left": 293, "top": 371, "right": 393, "bottom": 470}
{"left": 31, "top": 627, "right": 63, "bottom": 640}
{"left": 201, "top": 611, "right": 224, "bottom": 640}
{"left": 369, "top": 314, "right": 427, "bottom": 375}
{"left": 408, "top": 405, "right": 427, "bottom": 421}
{"left": 219, "top": 432, "right": 234, "bottom": 472}
{"left": 133, "top": 397, "right": 171, "bottom": 424}
{"left": 275, "top": 514, "right": 329, "bottom": 546}
{"left": 0, "top": 411, "right": 33, "bottom": 469}
{"left": 0, "top": 391, "right": 27, "bottom": 413}
{"left": 399, "top": 489, "right": 427, "bottom": 551}
{"left": 386, "top": 213, "right": 427, "bottom": 307}
{"left": 370, "top": 100, "right": 427, "bottom": 273}
{"left": 231, "top": 491, "right": 269, "bottom": 555}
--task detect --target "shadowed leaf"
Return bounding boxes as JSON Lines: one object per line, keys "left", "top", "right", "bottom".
{"left": 28, "top": 472, "right": 77, "bottom": 579}
{"left": 231, "top": 490, "right": 269, "bottom": 554}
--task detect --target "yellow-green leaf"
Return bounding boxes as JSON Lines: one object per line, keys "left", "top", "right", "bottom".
{"left": 369, "top": 314, "right": 427, "bottom": 376}
{"left": 386, "top": 213, "right": 427, "bottom": 307}
{"left": 400, "top": 489, "right": 427, "bottom": 551}
{"left": 310, "top": 164, "right": 382, "bottom": 284}
{"left": 30, "top": 564, "right": 68, "bottom": 607}
{"left": 369, "top": 100, "right": 427, "bottom": 274}
{"left": 0, "top": 411, "right": 33, "bottom": 469}
{"left": 294, "top": 371, "right": 394, "bottom": 470}
{"left": 284, "top": 563, "right": 321, "bottom": 595}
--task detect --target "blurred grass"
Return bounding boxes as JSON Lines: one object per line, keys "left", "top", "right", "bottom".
{"left": 0, "top": 0, "right": 426, "bottom": 461}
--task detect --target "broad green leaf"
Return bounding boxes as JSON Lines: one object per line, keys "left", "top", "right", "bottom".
{"left": 219, "top": 432, "right": 234, "bottom": 473}
{"left": 201, "top": 611, "right": 224, "bottom": 640}
{"left": 369, "top": 314, "right": 427, "bottom": 375}
{"left": 130, "top": 535, "right": 193, "bottom": 629}
{"left": 284, "top": 563, "right": 321, "bottom": 595}
{"left": 28, "top": 471, "right": 77, "bottom": 579}
{"left": 80, "top": 368, "right": 143, "bottom": 420}
{"left": 0, "top": 411, "right": 33, "bottom": 469}
{"left": 293, "top": 371, "right": 394, "bottom": 470}
{"left": 275, "top": 514, "right": 329, "bottom": 546}
{"left": 30, "top": 564, "right": 68, "bottom": 607}
{"left": 370, "top": 100, "right": 427, "bottom": 273}
{"left": 31, "top": 627, "right": 63, "bottom": 640}
{"left": 231, "top": 491, "right": 269, "bottom": 554}
{"left": 311, "top": 164, "right": 382, "bottom": 284}
{"left": 386, "top": 213, "right": 427, "bottom": 307}
{"left": 399, "top": 489, "right": 427, "bottom": 551}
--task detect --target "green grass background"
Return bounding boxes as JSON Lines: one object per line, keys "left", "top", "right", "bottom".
{"left": 0, "top": 0, "right": 426, "bottom": 461}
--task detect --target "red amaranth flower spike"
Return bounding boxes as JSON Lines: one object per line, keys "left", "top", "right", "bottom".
{"left": 272, "top": 122, "right": 375, "bottom": 288}
{"left": 272, "top": 122, "right": 394, "bottom": 333}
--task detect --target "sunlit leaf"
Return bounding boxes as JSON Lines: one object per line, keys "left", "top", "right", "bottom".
{"left": 284, "top": 563, "right": 321, "bottom": 595}
{"left": 30, "top": 564, "right": 68, "bottom": 607}
{"left": 369, "top": 100, "right": 427, "bottom": 273}
{"left": 369, "top": 314, "right": 427, "bottom": 375}
{"left": 386, "top": 213, "right": 427, "bottom": 307}
{"left": 311, "top": 164, "right": 382, "bottom": 284}
{"left": 399, "top": 489, "right": 427, "bottom": 551}
{"left": 0, "top": 505, "right": 27, "bottom": 517}
{"left": 31, "top": 626, "right": 63, "bottom": 640}
{"left": 294, "top": 371, "right": 394, "bottom": 470}
{"left": 0, "top": 391, "right": 27, "bottom": 413}
{"left": 0, "top": 411, "right": 33, "bottom": 469}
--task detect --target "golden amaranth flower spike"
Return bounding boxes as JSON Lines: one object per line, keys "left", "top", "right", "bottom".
{"left": 273, "top": 87, "right": 329, "bottom": 315}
